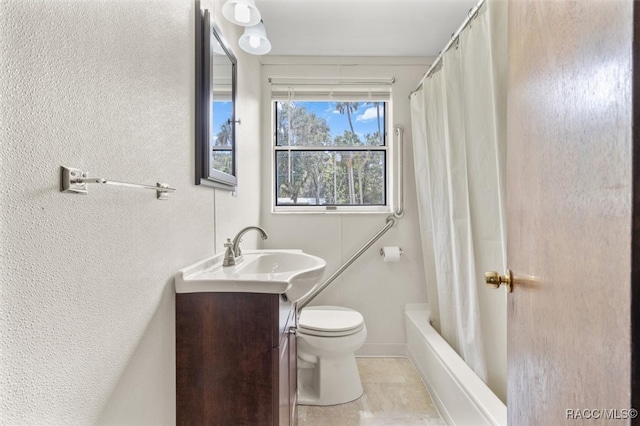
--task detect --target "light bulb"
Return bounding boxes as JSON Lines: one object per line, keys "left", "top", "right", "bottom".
{"left": 234, "top": 3, "right": 250, "bottom": 24}
{"left": 249, "top": 35, "right": 261, "bottom": 49}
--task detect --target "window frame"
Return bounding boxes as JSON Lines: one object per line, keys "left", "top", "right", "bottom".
{"left": 271, "top": 99, "right": 392, "bottom": 214}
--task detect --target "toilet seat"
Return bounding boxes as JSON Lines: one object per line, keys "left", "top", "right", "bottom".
{"left": 299, "top": 306, "right": 364, "bottom": 337}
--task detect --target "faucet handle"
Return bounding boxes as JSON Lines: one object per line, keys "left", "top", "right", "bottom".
{"left": 222, "top": 238, "right": 236, "bottom": 266}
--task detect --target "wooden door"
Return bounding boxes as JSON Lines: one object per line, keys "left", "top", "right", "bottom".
{"left": 506, "top": 1, "right": 636, "bottom": 424}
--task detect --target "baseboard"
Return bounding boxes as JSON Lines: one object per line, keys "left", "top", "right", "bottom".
{"left": 356, "top": 343, "right": 408, "bottom": 357}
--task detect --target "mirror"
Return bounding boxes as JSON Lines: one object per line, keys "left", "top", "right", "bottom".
{"left": 195, "top": 4, "right": 237, "bottom": 190}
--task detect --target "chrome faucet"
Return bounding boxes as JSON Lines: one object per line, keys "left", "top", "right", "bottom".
{"left": 223, "top": 226, "right": 269, "bottom": 266}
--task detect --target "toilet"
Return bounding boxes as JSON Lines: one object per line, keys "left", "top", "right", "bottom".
{"left": 296, "top": 305, "right": 367, "bottom": 406}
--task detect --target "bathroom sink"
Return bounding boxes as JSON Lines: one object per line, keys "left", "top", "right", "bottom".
{"left": 175, "top": 249, "right": 326, "bottom": 302}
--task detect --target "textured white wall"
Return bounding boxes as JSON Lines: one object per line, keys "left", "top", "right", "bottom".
{"left": 0, "top": 0, "right": 261, "bottom": 424}
{"left": 259, "top": 59, "right": 432, "bottom": 355}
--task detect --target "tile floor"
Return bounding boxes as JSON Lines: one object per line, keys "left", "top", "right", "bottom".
{"left": 297, "top": 357, "right": 446, "bottom": 425}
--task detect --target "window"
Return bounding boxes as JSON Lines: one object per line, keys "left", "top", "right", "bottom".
{"left": 273, "top": 100, "right": 388, "bottom": 211}
{"left": 211, "top": 100, "right": 233, "bottom": 175}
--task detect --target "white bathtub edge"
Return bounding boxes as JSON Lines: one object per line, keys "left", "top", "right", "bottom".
{"left": 405, "top": 308, "right": 507, "bottom": 426}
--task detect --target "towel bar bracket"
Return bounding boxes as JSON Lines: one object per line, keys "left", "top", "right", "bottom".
{"left": 61, "top": 166, "right": 91, "bottom": 194}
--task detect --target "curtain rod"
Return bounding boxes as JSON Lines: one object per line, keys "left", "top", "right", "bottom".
{"left": 409, "top": 0, "right": 486, "bottom": 98}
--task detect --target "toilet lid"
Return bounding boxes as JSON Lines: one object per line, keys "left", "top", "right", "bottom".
{"left": 299, "top": 306, "right": 364, "bottom": 334}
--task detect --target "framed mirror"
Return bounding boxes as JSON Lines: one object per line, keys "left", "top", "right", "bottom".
{"left": 195, "top": 4, "right": 238, "bottom": 190}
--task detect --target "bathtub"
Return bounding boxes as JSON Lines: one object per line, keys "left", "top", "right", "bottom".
{"left": 405, "top": 305, "right": 507, "bottom": 426}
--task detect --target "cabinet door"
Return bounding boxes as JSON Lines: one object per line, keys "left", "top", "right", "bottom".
{"left": 288, "top": 327, "right": 297, "bottom": 425}
{"left": 278, "top": 334, "right": 290, "bottom": 426}
{"left": 176, "top": 293, "right": 277, "bottom": 425}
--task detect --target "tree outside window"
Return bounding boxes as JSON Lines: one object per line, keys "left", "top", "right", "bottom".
{"left": 274, "top": 101, "right": 387, "bottom": 207}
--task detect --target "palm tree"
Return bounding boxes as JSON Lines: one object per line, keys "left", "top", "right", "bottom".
{"left": 335, "top": 102, "right": 359, "bottom": 134}
{"left": 335, "top": 102, "right": 360, "bottom": 204}
{"left": 366, "top": 101, "right": 383, "bottom": 145}
{"left": 215, "top": 119, "right": 232, "bottom": 146}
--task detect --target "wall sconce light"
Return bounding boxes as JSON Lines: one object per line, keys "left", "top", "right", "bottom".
{"left": 222, "top": 0, "right": 261, "bottom": 27}
{"left": 238, "top": 21, "right": 272, "bottom": 55}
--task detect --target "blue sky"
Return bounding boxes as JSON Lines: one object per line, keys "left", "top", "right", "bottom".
{"left": 300, "top": 101, "right": 383, "bottom": 138}
{"left": 212, "top": 101, "right": 232, "bottom": 138}
{"left": 213, "top": 100, "right": 385, "bottom": 140}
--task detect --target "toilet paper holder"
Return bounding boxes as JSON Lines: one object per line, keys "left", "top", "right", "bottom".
{"left": 379, "top": 247, "right": 404, "bottom": 256}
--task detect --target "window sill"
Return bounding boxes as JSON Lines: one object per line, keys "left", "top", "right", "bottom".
{"left": 272, "top": 206, "right": 392, "bottom": 215}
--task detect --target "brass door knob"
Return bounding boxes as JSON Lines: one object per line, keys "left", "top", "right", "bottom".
{"left": 485, "top": 270, "right": 513, "bottom": 292}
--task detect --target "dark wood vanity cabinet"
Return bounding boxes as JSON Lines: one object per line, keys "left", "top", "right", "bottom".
{"left": 176, "top": 292, "right": 297, "bottom": 426}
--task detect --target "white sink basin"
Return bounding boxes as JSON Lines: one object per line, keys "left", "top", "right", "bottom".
{"left": 175, "top": 249, "right": 326, "bottom": 302}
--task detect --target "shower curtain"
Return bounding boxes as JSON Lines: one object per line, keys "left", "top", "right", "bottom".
{"left": 410, "top": 0, "right": 507, "bottom": 381}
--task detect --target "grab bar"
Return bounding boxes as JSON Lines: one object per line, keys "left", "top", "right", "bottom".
{"left": 297, "top": 215, "right": 398, "bottom": 310}
{"left": 60, "top": 166, "right": 176, "bottom": 200}
{"left": 297, "top": 124, "right": 406, "bottom": 310}
{"left": 394, "top": 125, "right": 404, "bottom": 218}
